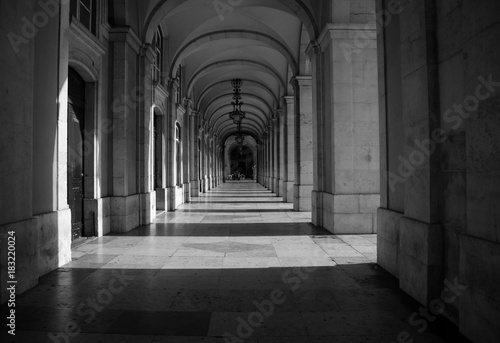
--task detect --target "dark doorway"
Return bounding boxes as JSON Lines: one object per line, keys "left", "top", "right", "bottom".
{"left": 67, "top": 67, "right": 86, "bottom": 241}
{"left": 230, "top": 145, "right": 254, "bottom": 178}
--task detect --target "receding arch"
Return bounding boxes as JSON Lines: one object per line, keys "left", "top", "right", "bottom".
{"left": 209, "top": 104, "right": 269, "bottom": 131}
{"left": 169, "top": 30, "right": 298, "bottom": 78}
{"left": 221, "top": 130, "right": 259, "bottom": 147}
{"left": 197, "top": 79, "right": 279, "bottom": 110}
{"left": 212, "top": 111, "right": 267, "bottom": 133}
{"left": 214, "top": 115, "right": 266, "bottom": 137}
{"left": 142, "top": 0, "right": 319, "bottom": 44}
{"left": 187, "top": 59, "right": 285, "bottom": 98}
{"left": 68, "top": 58, "right": 98, "bottom": 83}
{"left": 218, "top": 119, "right": 262, "bottom": 136}
{"left": 203, "top": 93, "right": 274, "bottom": 121}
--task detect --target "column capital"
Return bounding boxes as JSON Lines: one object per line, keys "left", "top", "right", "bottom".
{"left": 275, "top": 108, "right": 285, "bottom": 119}
{"left": 168, "top": 77, "right": 180, "bottom": 91}
{"left": 310, "top": 23, "right": 377, "bottom": 56}
{"left": 109, "top": 26, "right": 141, "bottom": 53}
{"left": 183, "top": 97, "right": 194, "bottom": 110}
{"left": 282, "top": 95, "right": 295, "bottom": 104}
{"left": 140, "top": 43, "right": 155, "bottom": 63}
{"left": 305, "top": 40, "right": 321, "bottom": 58}
{"left": 290, "top": 75, "right": 313, "bottom": 87}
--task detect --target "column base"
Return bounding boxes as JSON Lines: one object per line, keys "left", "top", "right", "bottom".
{"left": 312, "top": 190, "right": 323, "bottom": 227}
{"left": 274, "top": 178, "right": 281, "bottom": 196}
{"left": 183, "top": 182, "right": 190, "bottom": 203}
{"left": 110, "top": 195, "right": 140, "bottom": 233}
{"left": 190, "top": 180, "right": 200, "bottom": 198}
{"left": 156, "top": 188, "right": 168, "bottom": 211}
{"left": 294, "top": 184, "right": 313, "bottom": 211}
{"left": 399, "top": 217, "right": 443, "bottom": 306}
{"left": 167, "top": 186, "right": 184, "bottom": 211}
{"left": 377, "top": 207, "right": 443, "bottom": 306}
{"left": 284, "top": 181, "right": 294, "bottom": 203}
{"left": 460, "top": 235, "right": 500, "bottom": 342}
{"left": 314, "top": 192, "right": 380, "bottom": 234}
{"left": 83, "top": 197, "right": 111, "bottom": 236}
{"left": 279, "top": 180, "right": 285, "bottom": 198}
{"left": 139, "top": 191, "right": 156, "bottom": 225}
{"left": 377, "top": 208, "right": 403, "bottom": 278}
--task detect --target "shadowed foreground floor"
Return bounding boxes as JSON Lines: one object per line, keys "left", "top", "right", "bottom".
{"left": 3, "top": 182, "right": 465, "bottom": 342}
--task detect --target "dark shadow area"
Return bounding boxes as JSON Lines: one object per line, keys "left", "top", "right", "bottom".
{"left": 178, "top": 210, "right": 296, "bottom": 213}
{"left": 107, "top": 223, "right": 324, "bottom": 237}
{"left": 2, "top": 264, "right": 471, "bottom": 342}
{"left": 189, "top": 201, "right": 285, "bottom": 204}
{"left": 198, "top": 196, "right": 280, "bottom": 198}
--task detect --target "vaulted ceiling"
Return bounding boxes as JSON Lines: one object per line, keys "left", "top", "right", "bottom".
{"left": 133, "top": 0, "right": 319, "bottom": 144}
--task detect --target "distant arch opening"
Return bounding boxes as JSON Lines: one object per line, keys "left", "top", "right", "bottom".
{"left": 229, "top": 145, "right": 254, "bottom": 180}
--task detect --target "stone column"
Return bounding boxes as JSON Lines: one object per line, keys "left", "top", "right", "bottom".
{"left": 272, "top": 113, "right": 280, "bottom": 195}
{"left": 269, "top": 122, "right": 275, "bottom": 192}
{"left": 190, "top": 111, "right": 200, "bottom": 197}
{"left": 309, "top": 23, "right": 381, "bottom": 232}
{"left": 214, "top": 142, "right": 219, "bottom": 186}
{"left": 137, "top": 44, "right": 156, "bottom": 225}
{"left": 282, "top": 96, "right": 295, "bottom": 203}
{"left": 217, "top": 141, "right": 222, "bottom": 186}
{"left": 210, "top": 135, "right": 215, "bottom": 188}
{"left": 277, "top": 107, "right": 286, "bottom": 197}
{"left": 166, "top": 78, "right": 179, "bottom": 211}
{"left": 292, "top": 76, "right": 314, "bottom": 211}
{"left": 264, "top": 133, "right": 270, "bottom": 188}
{"left": 207, "top": 134, "right": 213, "bottom": 190}
{"left": 265, "top": 137, "right": 267, "bottom": 187}
{"left": 396, "top": 0, "right": 442, "bottom": 308}
{"left": 268, "top": 132, "right": 272, "bottom": 189}
{"left": 199, "top": 121, "right": 206, "bottom": 192}
{"left": 109, "top": 27, "right": 142, "bottom": 231}
{"left": 202, "top": 128, "right": 209, "bottom": 192}
{"left": 183, "top": 100, "right": 192, "bottom": 202}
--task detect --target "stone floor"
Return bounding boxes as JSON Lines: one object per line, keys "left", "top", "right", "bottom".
{"left": 3, "top": 182, "right": 466, "bottom": 342}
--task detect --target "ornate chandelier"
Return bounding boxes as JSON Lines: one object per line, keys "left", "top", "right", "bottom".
{"left": 229, "top": 79, "right": 245, "bottom": 125}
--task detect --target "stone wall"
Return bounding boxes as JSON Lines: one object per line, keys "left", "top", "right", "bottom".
{"left": 377, "top": 0, "right": 500, "bottom": 341}
{"left": 0, "top": 0, "right": 72, "bottom": 304}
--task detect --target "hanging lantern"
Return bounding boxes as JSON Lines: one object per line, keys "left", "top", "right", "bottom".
{"left": 229, "top": 79, "right": 246, "bottom": 125}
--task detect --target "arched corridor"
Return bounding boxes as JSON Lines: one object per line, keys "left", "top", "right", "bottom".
{"left": 1, "top": 0, "right": 500, "bottom": 342}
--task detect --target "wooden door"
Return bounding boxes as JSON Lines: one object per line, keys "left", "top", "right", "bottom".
{"left": 68, "top": 68, "right": 85, "bottom": 241}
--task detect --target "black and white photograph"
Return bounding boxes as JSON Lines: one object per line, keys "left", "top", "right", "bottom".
{"left": 0, "top": 0, "right": 499, "bottom": 342}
